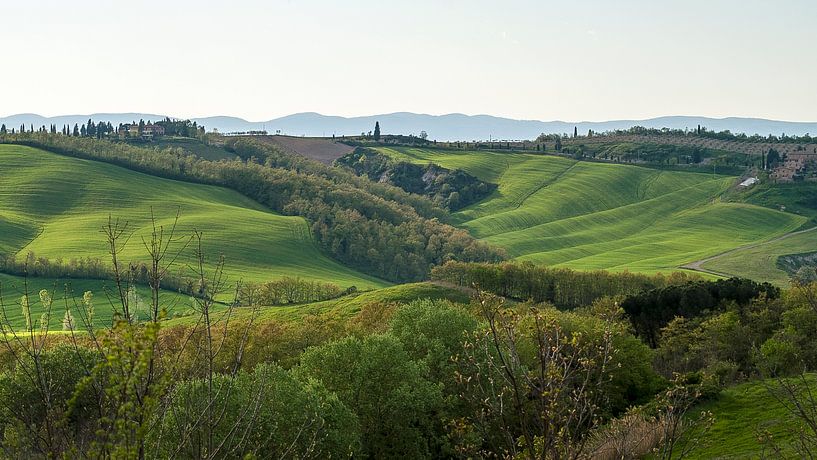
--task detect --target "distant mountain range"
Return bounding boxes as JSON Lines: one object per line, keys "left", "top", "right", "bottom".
{"left": 2, "top": 112, "right": 816, "bottom": 141}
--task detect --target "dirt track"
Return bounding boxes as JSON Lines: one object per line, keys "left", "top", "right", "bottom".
{"left": 680, "top": 226, "right": 817, "bottom": 277}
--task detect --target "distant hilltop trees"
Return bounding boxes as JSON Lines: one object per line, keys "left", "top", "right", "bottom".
{"left": 536, "top": 124, "right": 816, "bottom": 145}
{"left": 0, "top": 117, "right": 204, "bottom": 141}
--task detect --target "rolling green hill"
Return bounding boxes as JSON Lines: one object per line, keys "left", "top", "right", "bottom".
{"left": 701, "top": 228, "right": 817, "bottom": 285}
{"left": 164, "top": 281, "right": 472, "bottom": 326}
{"left": 377, "top": 147, "right": 806, "bottom": 275}
{"left": 683, "top": 377, "right": 814, "bottom": 459}
{"left": 0, "top": 145, "right": 387, "bottom": 294}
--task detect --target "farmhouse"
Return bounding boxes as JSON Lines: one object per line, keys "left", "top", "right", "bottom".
{"left": 770, "top": 153, "right": 816, "bottom": 182}
{"left": 121, "top": 123, "right": 165, "bottom": 140}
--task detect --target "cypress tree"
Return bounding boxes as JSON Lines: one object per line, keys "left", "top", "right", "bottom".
{"left": 373, "top": 121, "right": 381, "bottom": 141}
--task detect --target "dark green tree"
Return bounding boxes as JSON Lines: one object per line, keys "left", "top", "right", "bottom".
{"left": 767, "top": 148, "right": 782, "bottom": 168}
{"left": 373, "top": 121, "right": 381, "bottom": 141}
{"left": 73, "top": 124, "right": 80, "bottom": 136}
{"left": 0, "top": 124, "right": 6, "bottom": 135}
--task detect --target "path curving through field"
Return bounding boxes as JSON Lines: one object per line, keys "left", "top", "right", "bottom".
{"left": 680, "top": 225, "right": 817, "bottom": 278}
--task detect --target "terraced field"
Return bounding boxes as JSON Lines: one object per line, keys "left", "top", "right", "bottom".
{"left": 0, "top": 145, "right": 387, "bottom": 292}
{"left": 378, "top": 147, "right": 806, "bottom": 274}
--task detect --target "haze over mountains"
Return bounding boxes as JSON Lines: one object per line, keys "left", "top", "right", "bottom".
{"left": 3, "top": 112, "right": 816, "bottom": 141}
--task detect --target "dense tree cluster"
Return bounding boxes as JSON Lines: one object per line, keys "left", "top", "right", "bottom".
{"left": 562, "top": 125, "right": 817, "bottom": 144}
{"left": 0, "top": 250, "right": 195, "bottom": 295}
{"left": 0, "top": 251, "right": 110, "bottom": 281}
{"left": 155, "top": 117, "right": 204, "bottom": 137}
{"left": 431, "top": 260, "right": 697, "bottom": 309}
{"left": 335, "top": 148, "right": 496, "bottom": 210}
{"left": 0, "top": 293, "right": 665, "bottom": 459}
{"left": 238, "top": 277, "right": 347, "bottom": 306}
{"left": 1, "top": 134, "right": 504, "bottom": 282}
{"left": 621, "top": 277, "right": 780, "bottom": 347}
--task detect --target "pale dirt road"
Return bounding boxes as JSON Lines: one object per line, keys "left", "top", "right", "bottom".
{"left": 680, "top": 226, "right": 817, "bottom": 277}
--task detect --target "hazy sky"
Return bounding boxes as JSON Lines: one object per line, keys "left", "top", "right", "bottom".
{"left": 3, "top": 0, "right": 816, "bottom": 121}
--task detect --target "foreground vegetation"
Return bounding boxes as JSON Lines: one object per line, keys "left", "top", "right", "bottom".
{"left": 1, "top": 225, "right": 815, "bottom": 458}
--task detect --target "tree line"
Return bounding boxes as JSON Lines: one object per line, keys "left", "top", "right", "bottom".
{"left": 621, "top": 277, "right": 780, "bottom": 347}
{"left": 0, "top": 117, "right": 204, "bottom": 139}
{"left": 335, "top": 147, "right": 496, "bottom": 210}
{"left": 431, "top": 260, "right": 698, "bottom": 309}
{"left": 238, "top": 277, "right": 350, "bottom": 306}
{"left": 1, "top": 133, "right": 504, "bottom": 282}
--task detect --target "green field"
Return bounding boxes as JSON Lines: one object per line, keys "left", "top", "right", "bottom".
{"left": 702, "top": 229, "right": 817, "bottom": 285}
{"left": 378, "top": 147, "right": 806, "bottom": 274}
{"left": 0, "top": 273, "right": 193, "bottom": 329}
{"left": 0, "top": 145, "right": 386, "bottom": 294}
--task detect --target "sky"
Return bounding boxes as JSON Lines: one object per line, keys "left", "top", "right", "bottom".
{"left": 2, "top": 0, "right": 816, "bottom": 122}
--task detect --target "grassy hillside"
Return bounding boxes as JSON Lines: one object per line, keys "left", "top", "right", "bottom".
{"left": 0, "top": 273, "right": 190, "bottom": 329}
{"left": 0, "top": 145, "right": 387, "bottom": 292}
{"left": 165, "top": 281, "right": 472, "bottom": 326}
{"left": 151, "top": 136, "right": 236, "bottom": 161}
{"left": 684, "top": 378, "right": 813, "bottom": 459}
{"left": 378, "top": 147, "right": 805, "bottom": 274}
{"left": 702, "top": 229, "right": 817, "bottom": 285}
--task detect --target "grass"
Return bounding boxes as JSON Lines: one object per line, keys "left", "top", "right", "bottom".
{"left": 150, "top": 136, "right": 236, "bottom": 161}
{"left": 377, "top": 147, "right": 805, "bottom": 276}
{"left": 683, "top": 377, "right": 817, "bottom": 459}
{"left": 702, "top": 229, "right": 817, "bottom": 286}
{"left": 0, "top": 145, "right": 387, "bottom": 293}
{"left": 0, "top": 273, "right": 192, "bottom": 329}
{"left": 740, "top": 181, "right": 817, "bottom": 228}
{"left": 164, "top": 282, "right": 472, "bottom": 326}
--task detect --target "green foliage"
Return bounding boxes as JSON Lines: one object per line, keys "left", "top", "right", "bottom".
{"left": 153, "top": 363, "right": 360, "bottom": 459}
{"left": 0, "top": 273, "right": 182, "bottom": 329}
{"left": 621, "top": 277, "right": 780, "bottom": 347}
{"left": 72, "top": 320, "right": 165, "bottom": 458}
{"left": 238, "top": 276, "right": 344, "bottom": 306}
{"left": 432, "top": 260, "right": 697, "bottom": 309}
{"left": 336, "top": 148, "right": 496, "bottom": 210}
{"left": 0, "top": 345, "right": 100, "bottom": 456}
{"left": 389, "top": 299, "right": 478, "bottom": 385}
{"left": 298, "top": 334, "right": 443, "bottom": 459}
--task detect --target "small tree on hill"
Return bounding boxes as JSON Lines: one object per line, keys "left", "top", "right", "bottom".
{"left": 374, "top": 121, "right": 381, "bottom": 141}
